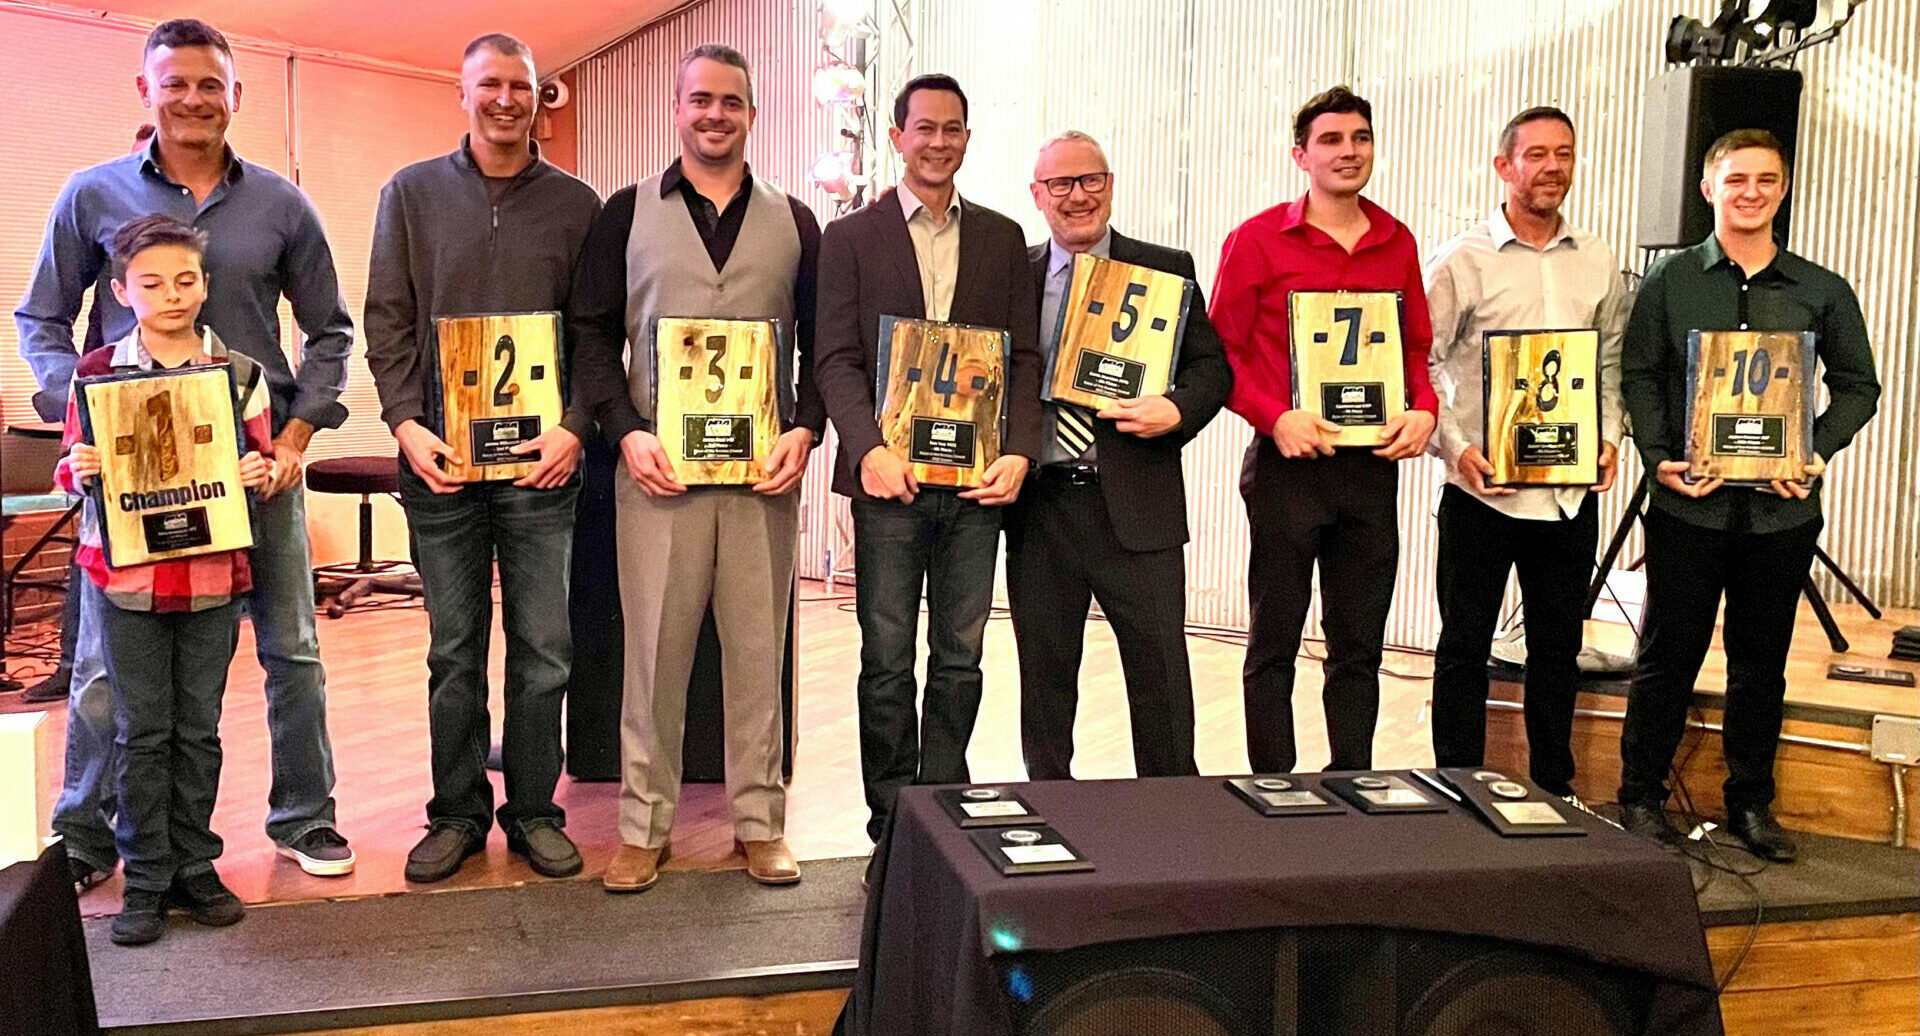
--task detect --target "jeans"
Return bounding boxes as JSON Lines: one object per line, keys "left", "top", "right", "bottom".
{"left": 401, "top": 464, "right": 577, "bottom": 835}
{"left": 94, "top": 581, "right": 243, "bottom": 892}
{"left": 50, "top": 487, "right": 338, "bottom": 868}
{"left": 852, "top": 491, "right": 1001, "bottom": 842}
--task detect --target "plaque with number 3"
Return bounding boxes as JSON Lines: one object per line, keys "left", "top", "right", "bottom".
{"left": 1685, "top": 330, "right": 1816, "bottom": 485}
{"left": 1286, "top": 291, "right": 1407, "bottom": 447}
{"left": 651, "top": 317, "right": 788, "bottom": 486}
{"left": 1044, "top": 253, "right": 1192, "bottom": 411}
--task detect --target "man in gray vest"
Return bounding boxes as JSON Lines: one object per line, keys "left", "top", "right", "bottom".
{"left": 568, "top": 44, "right": 823, "bottom": 892}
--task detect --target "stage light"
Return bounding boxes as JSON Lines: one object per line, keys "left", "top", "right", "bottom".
{"left": 822, "top": 0, "right": 876, "bottom": 47}
{"left": 812, "top": 64, "right": 867, "bottom": 106}
{"left": 1665, "top": 0, "right": 1867, "bottom": 66}
{"left": 811, "top": 152, "right": 855, "bottom": 200}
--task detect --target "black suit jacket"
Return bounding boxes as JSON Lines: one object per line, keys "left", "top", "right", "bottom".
{"left": 815, "top": 188, "right": 1043, "bottom": 501}
{"left": 1011, "top": 230, "right": 1232, "bottom": 552}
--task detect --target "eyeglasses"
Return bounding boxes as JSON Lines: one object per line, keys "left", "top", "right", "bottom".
{"left": 1037, "top": 172, "right": 1112, "bottom": 197}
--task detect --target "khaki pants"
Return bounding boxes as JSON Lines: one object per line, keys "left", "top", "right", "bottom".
{"left": 614, "top": 478, "right": 797, "bottom": 848}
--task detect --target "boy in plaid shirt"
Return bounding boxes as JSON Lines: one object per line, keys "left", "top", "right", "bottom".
{"left": 55, "top": 214, "right": 273, "bottom": 945}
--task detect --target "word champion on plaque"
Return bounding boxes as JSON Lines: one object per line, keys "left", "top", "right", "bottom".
{"left": 1287, "top": 291, "right": 1406, "bottom": 447}
{"left": 874, "top": 316, "right": 1008, "bottom": 489}
{"left": 1482, "top": 329, "right": 1601, "bottom": 486}
{"left": 434, "top": 311, "right": 564, "bottom": 482}
{"left": 1685, "top": 330, "right": 1816, "bottom": 484}
{"left": 652, "top": 317, "right": 784, "bottom": 485}
{"left": 77, "top": 362, "right": 252, "bottom": 568}
{"left": 1045, "top": 252, "right": 1192, "bottom": 410}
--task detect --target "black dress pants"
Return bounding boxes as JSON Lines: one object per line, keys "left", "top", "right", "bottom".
{"left": 1618, "top": 507, "right": 1821, "bottom": 812}
{"left": 1007, "top": 472, "right": 1197, "bottom": 780}
{"left": 1430, "top": 485, "right": 1597, "bottom": 796}
{"left": 1240, "top": 439, "right": 1399, "bottom": 773}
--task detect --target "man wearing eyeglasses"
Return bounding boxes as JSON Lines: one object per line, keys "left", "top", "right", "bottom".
{"left": 1008, "top": 131, "right": 1231, "bottom": 780}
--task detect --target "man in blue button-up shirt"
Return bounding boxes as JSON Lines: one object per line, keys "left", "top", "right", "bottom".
{"left": 14, "top": 18, "right": 358, "bottom": 882}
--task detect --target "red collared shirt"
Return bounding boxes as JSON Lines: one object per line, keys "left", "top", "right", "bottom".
{"left": 1209, "top": 193, "right": 1438, "bottom": 437}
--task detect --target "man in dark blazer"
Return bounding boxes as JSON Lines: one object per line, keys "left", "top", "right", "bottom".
{"left": 815, "top": 74, "right": 1043, "bottom": 843}
{"left": 1008, "top": 131, "right": 1232, "bottom": 780}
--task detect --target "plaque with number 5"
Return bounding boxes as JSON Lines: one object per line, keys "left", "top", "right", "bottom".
{"left": 1044, "top": 253, "right": 1193, "bottom": 410}
{"left": 1685, "top": 330, "right": 1816, "bottom": 485}
{"left": 1286, "top": 291, "right": 1406, "bottom": 447}
{"left": 435, "top": 312, "right": 565, "bottom": 482}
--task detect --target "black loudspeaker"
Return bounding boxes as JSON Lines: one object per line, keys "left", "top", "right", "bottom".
{"left": 565, "top": 436, "right": 797, "bottom": 783}
{"left": 1636, "top": 65, "right": 1802, "bottom": 250}
{"left": 995, "top": 926, "right": 1652, "bottom": 1036}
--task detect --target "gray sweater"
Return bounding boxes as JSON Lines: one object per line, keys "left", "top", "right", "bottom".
{"left": 364, "top": 138, "right": 603, "bottom": 439}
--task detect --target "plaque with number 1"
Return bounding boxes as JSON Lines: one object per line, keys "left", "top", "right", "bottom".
{"left": 651, "top": 317, "right": 788, "bottom": 485}
{"left": 1044, "top": 253, "right": 1192, "bottom": 410}
{"left": 874, "top": 316, "right": 1008, "bottom": 489}
{"left": 1685, "top": 330, "right": 1815, "bottom": 485}
{"left": 1287, "top": 291, "right": 1406, "bottom": 447}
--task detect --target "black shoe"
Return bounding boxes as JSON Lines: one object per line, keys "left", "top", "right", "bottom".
{"left": 67, "top": 855, "right": 111, "bottom": 892}
{"left": 406, "top": 823, "right": 485, "bottom": 884}
{"left": 508, "top": 820, "right": 582, "bottom": 878}
{"left": 110, "top": 888, "right": 168, "bottom": 946}
{"left": 20, "top": 669, "right": 71, "bottom": 704}
{"left": 169, "top": 870, "right": 245, "bottom": 926}
{"left": 277, "top": 827, "right": 356, "bottom": 876}
{"left": 1727, "top": 807, "right": 1798, "bottom": 862}
{"left": 1620, "top": 802, "right": 1685, "bottom": 852}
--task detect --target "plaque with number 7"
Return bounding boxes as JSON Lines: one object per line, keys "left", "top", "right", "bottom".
{"left": 1286, "top": 291, "right": 1406, "bottom": 447}
{"left": 1044, "top": 253, "right": 1192, "bottom": 411}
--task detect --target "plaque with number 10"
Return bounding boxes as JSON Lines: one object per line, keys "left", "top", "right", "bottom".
{"left": 1685, "top": 330, "right": 1815, "bottom": 485}
{"left": 1044, "top": 253, "right": 1192, "bottom": 411}
{"left": 1286, "top": 291, "right": 1407, "bottom": 447}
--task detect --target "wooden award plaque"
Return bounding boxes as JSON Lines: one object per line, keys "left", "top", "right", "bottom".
{"left": 874, "top": 316, "right": 1008, "bottom": 489}
{"left": 75, "top": 364, "right": 252, "bottom": 568}
{"left": 1287, "top": 291, "right": 1406, "bottom": 447}
{"left": 1044, "top": 252, "right": 1192, "bottom": 410}
{"left": 434, "top": 312, "right": 564, "bottom": 482}
{"left": 1483, "top": 329, "right": 1602, "bottom": 486}
{"left": 652, "top": 317, "right": 785, "bottom": 485}
{"left": 1685, "top": 330, "right": 1816, "bottom": 484}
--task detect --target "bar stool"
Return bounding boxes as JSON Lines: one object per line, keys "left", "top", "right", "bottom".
{"left": 304, "top": 456, "right": 422, "bottom": 618}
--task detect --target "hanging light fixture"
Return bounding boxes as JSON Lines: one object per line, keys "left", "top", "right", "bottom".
{"left": 812, "top": 64, "right": 867, "bottom": 107}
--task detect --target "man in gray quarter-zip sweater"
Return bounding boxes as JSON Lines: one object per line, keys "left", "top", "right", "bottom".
{"left": 364, "top": 33, "right": 602, "bottom": 885}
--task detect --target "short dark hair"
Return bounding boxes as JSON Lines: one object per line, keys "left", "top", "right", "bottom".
{"left": 1293, "top": 85, "right": 1371, "bottom": 149}
{"left": 110, "top": 214, "right": 209, "bottom": 280}
{"left": 677, "top": 44, "right": 753, "bottom": 106}
{"left": 1499, "top": 106, "right": 1575, "bottom": 156}
{"left": 464, "top": 33, "right": 533, "bottom": 65}
{"left": 892, "top": 74, "right": 968, "bottom": 130}
{"left": 143, "top": 19, "right": 232, "bottom": 65}
{"left": 1703, "top": 128, "right": 1792, "bottom": 184}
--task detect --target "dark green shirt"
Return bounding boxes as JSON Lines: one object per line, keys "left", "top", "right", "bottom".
{"left": 1621, "top": 236, "right": 1879, "bottom": 533}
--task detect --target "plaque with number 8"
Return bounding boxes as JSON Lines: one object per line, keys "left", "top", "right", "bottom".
{"left": 435, "top": 312, "right": 566, "bottom": 483}
{"left": 1044, "top": 253, "right": 1192, "bottom": 411}
{"left": 1685, "top": 330, "right": 1816, "bottom": 485}
{"left": 1286, "top": 291, "right": 1406, "bottom": 447}
{"left": 1482, "top": 328, "right": 1601, "bottom": 487}
{"left": 651, "top": 317, "right": 788, "bottom": 486}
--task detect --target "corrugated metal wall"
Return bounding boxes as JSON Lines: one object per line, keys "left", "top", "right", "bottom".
{"left": 581, "top": 0, "right": 1918, "bottom": 639}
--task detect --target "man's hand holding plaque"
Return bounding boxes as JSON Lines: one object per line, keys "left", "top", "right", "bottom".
{"left": 874, "top": 316, "right": 1009, "bottom": 491}
{"left": 1286, "top": 290, "right": 1407, "bottom": 449}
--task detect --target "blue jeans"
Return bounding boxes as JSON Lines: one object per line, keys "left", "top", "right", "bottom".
{"left": 400, "top": 464, "right": 576, "bottom": 835}
{"left": 851, "top": 491, "right": 1001, "bottom": 842}
{"left": 93, "top": 581, "right": 243, "bottom": 892}
{"left": 51, "top": 487, "right": 338, "bottom": 870}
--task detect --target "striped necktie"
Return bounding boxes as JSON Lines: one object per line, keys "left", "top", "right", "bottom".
{"left": 1056, "top": 404, "right": 1095, "bottom": 459}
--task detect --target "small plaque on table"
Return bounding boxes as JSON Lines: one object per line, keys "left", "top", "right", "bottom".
{"left": 76, "top": 364, "right": 253, "bottom": 569}
{"left": 1044, "top": 253, "right": 1192, "bottom": 410}
{"left": 969, "top": 826, "right": 1094, "bottom": 876}
{"left": 1287, "top": 291, "right": 1406, "bottom": 447}
{"left": 652, "top": 317, "right": 787, "bottom": 485}
{"left": 1684, "top": 330, "right": 1816, "bottom": 485}
{"left": 1483, "top": 328, "right": 1602, "bottom": 486}
{"left": 1436, "top": 769, "right": 1585, "bottom": 837}
{"left": 875, "top": 316, "right": 1008, "bottom": 489}
{"left": 1322, "top": 773, "right": 1449, "bottom": 814}
{"left": 936, "top": 787, "right": 1043, "bottom": 828}
{"left": 435, "top": 312, "right": 565, "bottom": 482}
{"left": 1224, "top": 776, "right": 1348, "bottom": 817}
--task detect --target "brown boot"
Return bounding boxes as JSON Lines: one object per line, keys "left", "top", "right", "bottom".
{"left": 739, "top": 838, "right": 800, "bottom": 885}
{"left": 602, "top": 842, "right": 670, "bottom": 893}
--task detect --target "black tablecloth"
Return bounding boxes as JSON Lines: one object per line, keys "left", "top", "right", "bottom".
{"left": 0, "top": 843, "right": 99, "bottom": 1036}
{"left": 840, "top": 775, "right": 1720, "bottom": 1036}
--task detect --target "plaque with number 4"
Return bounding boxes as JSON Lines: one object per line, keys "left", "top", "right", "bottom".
{"left": 1482, "top": 328, "right": 1602, "bottom": 487}
{"left": 1044, "top": 253, "right": 1192, "bottom": 411}
{"left": 1684, "top": 330, "right": 1816, "bottom": 485}
{"left": 1286, "top": 291, "right": 1407, "bottom": 447}
{"left": 435, "top": 312, "right": 565, "bottom": 482}
{"left": 651, "top": 317, "right": 789, "bottom": 486}
{"left": 874, "top": 315, "right": 1009, "bottom": 489}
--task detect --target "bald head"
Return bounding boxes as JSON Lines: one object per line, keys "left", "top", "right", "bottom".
{"left": 1030, "top": 131, "right": 1113, "bottom": 252}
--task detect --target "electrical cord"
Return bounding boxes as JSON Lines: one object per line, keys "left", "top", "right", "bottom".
{"left": 1665, "top": 705, "right": 1768, "bottom": 993}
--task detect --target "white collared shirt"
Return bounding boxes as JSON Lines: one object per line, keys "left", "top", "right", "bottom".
{"left": 899, "top": 185, "right": 962, "bottom": 322}
{"left": 1424, "top": 206, "right": 1630, "bottom": 519}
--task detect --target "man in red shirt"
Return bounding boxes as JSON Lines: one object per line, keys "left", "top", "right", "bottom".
{"left": 1210, "top": 85, "right": 1438, "bottom": 774}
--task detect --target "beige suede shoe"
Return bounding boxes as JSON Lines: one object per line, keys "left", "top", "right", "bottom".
{"left": 602, "top": 842, "right": 670, "bottom": 893}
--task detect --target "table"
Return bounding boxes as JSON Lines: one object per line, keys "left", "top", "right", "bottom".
{"left": 840, "top": 775, "right": 1721, "bottom": 1036}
